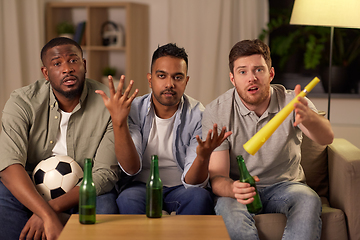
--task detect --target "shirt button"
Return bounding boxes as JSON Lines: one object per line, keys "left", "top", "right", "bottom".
{"left": 55, "top": 116, "right": 58, "bottom": 119}
{"left": 50, "top": 140, "right": 54, "bottom": 144}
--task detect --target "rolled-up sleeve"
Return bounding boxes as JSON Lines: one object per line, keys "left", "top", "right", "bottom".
{"left": 91, "top": 121, "right": 120, "bottom": 195}
{"left": 181, "top": 120, "right": 209, "bottom": 188}
{"left": 0, "top": 96, "right": 29, "bottom": 171}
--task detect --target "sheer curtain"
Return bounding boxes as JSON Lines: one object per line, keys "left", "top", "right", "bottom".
{"left": 0, "top": 0, "right": 45, "bottom": 123}
{"left": 0, "top": 0, "right": 268, "bottom": 120}
{"left": 168, "top": 0, "right": 268, "bottom": 105}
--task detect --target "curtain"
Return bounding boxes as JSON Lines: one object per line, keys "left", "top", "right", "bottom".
{"left": 168, "top": 0, "right": 269, "bottom": 105}
{"left": 0, "top": 0, "right": 268, "bottom": 121}
{"left": 0, "top": 0, "right": 45, "bottom": 123}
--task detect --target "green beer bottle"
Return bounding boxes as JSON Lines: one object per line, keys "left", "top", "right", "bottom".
{"left": 146, "top": 155, "right": 163, "bottom": 218}
{"left": 79, "top": 158, "right": 96, "bottom": 224}
{"left": 236, "top": 155, "right": 262, "bottom": 214}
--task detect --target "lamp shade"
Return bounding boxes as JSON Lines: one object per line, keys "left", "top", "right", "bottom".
{"left": 290, "top": 0, "right": 360, "bottom": 29}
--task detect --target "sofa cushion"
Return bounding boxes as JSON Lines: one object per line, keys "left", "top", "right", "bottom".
{"left": 254, "top": 213, "right": 286, "bottom": 240}
{"left": 300, "top": 133, "right": 328, "bottom": 198}
{"left": 320, "top": 197, "right": 348, "bottom": 240}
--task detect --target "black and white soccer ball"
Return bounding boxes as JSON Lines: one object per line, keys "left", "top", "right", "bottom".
{"left": 32, "top": 155, "right": 83, "bottom": 201}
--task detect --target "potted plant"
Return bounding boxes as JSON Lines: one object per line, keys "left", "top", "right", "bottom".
{"left": 56, "top": 21, "right": 75, "bottom": 39}
{"left": 259, "top": 8, "right": 329, "bottom": 71}
{"left": 101, "top": 67, "right": 117, "bottom": 84}
{"left": 320, "top": 28, "right": 360, "bottom": 93}
{"left": 260, "top": 7, "right": 360, "bottom": 93}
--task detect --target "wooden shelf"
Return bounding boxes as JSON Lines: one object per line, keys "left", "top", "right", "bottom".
{"left": 85, "top": 46, "right": 126, "bottom": 51}
{"left": 46, "top": 2, "right": 149, "bottom": 95}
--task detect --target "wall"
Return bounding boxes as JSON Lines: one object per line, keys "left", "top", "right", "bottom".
{"left": 309, "top": 96, "right": 360, "bottom": 148}
{"left": 43, "top": 0, "right": 360, "bottom": 149}
{"left": 4, "top": 0, "right": 358, "bottom": 149}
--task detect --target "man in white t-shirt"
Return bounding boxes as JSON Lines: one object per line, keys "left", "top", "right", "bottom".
{"left": 97, "top": 43, "right": 231, "bottom": 214}
{"left": 0, "top": 37, "right": 119, "bottom": 240}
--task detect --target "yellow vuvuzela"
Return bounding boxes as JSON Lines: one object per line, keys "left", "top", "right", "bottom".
{"left": 243, "top": 77, "right": 320, "bottom": 155}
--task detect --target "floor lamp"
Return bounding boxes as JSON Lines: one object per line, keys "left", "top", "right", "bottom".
{"left": 290, "top": 0, "right": 360, "bottom": 120}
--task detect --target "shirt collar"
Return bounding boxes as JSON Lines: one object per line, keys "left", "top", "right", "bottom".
{"left": 79, "top": 80, "right": 88, "bottom": 105}
{"left": 48, "top": 79, "right": 87, "bottom": 112}
{"left": 234, "top": 86, "right": 280, "bottom": 117}
{"left": 268, "top": 86, "right": 280, "bottom": 114}
{"left": 234, "top": 88, "right": 250, "bottom": 116}
{"left": 49, "top": 83, "right": 58, "bottom": 110}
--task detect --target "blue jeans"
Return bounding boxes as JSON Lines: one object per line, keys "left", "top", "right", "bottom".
{"left": 215, "top": 181, "right": 322, "bottom": 240}
{"left": 0, "top": 180, "right": 118, "bottom": 240}
{"left": 117, "top": 181, "right": 215, "bottom": 215}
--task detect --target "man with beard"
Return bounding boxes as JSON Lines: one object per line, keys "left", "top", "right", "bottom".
{"left": 201, "top": 39, "right": 334, "bottom": 240}
{"left": 96, "top": 43, "right": 231, "bottom": 215}
{"left": 0, "top": 37, "right": 119, "bottom": 240}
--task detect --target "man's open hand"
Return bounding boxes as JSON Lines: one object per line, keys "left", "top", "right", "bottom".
{"left": 196, "top": 124, "right": 232, "bottom": 160}
{"left": 96, "top": 75, "right": 139, "bottom": 128}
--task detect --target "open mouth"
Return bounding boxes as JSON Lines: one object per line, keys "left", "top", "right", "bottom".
{"left": 62, "top": 76, "right": 77, "bottom": 86}
{"left": 248, "top": 86, "right": 259, "bottom": 93}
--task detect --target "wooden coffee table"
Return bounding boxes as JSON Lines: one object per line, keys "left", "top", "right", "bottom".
{"left": 58, "top": 214, "right": 230, "bottom": 240}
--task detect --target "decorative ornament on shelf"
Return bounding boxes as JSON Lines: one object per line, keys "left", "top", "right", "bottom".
{"left": 56, "top": 21, "right": 75, "bottom": 39}
{"left": 101, "top": 21, "right": 125, "bottom": 47}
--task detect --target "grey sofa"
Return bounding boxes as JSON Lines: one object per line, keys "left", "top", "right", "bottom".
{"left": 254, "top": 137, "right": 360, "bottom": 240}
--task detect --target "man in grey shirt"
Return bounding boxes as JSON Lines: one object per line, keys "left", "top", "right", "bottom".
{"left": 0, "top": 37, "right": 119, "bottom": 240}
{"left": 202, "top": 39, "right": 334, "bottom": 240}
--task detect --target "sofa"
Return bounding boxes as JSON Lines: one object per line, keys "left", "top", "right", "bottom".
{"left": 254, "top": 137, "right": 360, "bottom": 240}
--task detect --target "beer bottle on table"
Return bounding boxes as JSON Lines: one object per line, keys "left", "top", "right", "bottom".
{"left": 236, "top": 155, "right": 263, "bottom": 214}
{"left": 79, "top": 158, "right": 96, "bottom": 224}
{"left": 146, "top": 155, "right": 163, "bottom": 218}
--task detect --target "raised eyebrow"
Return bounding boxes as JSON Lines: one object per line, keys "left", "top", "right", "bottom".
{"left": 154, "top": 70, "right": 185, "bottom": 77}
{"left": 236, "top": 66, "right": 247, "bottom": 71}
{"left": 50, "top": 56, "right": 60, "bottom": 62}
{"left": 155, "top": 70, "right": 167, "bottom": 74}
{"left": 254, "top": 65, "right": 265, "bottom": 69}
{"left": 69, "top": 53, "right": 80, "bottom": 58}
{"left": 172, "top": 72, "right": 185, "bottom": 77}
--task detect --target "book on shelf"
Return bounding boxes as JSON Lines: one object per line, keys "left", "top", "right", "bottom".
{"left": 73, "top": 21, "right": 86, "bottom": 45}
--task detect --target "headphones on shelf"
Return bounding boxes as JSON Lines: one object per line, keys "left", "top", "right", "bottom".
{"left": 101, "top": 21, "right": 125, "bottom": 47}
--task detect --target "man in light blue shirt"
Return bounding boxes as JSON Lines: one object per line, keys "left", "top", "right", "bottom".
{"left": 97, "top": 43, "right": 231, "bottom": 214}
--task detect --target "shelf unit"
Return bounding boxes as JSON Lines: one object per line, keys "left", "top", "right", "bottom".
{"left": 45, "top": 2, "right": 149, "bottom": 95}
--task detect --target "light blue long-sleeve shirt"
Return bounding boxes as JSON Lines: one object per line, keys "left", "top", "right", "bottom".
{"left": 120, "top": 93, "right": 208, "bottom": 188}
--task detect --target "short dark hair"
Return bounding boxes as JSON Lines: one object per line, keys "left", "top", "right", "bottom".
{"left": 150, "top": 43, "right": 188, "bottom": 72}
{"left": 41, "top": 37, "right": 83, "bottom": 65}
{"left": 229, "top": 39, "right": 272, "bottom": 74}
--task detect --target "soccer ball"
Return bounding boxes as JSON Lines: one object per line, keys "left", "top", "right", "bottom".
{"left": 32, "top": 155, "right": 83, "bottom": 201}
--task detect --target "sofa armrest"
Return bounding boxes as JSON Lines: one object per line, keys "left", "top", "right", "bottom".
{"left": 327, "top": 138, "right": 360, "bottom": 240}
